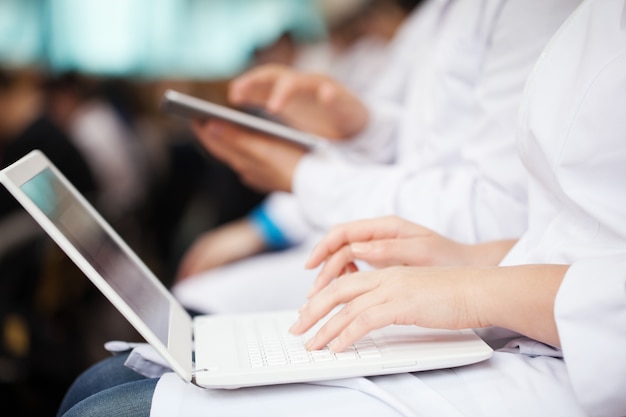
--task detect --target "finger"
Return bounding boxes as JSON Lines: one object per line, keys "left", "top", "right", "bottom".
{"left": 349, "top": 239, "right": 430, "bottom": 268}
{"left": 343, "top": 262, "right": 359, "bottom": 274}
{"left": 308, "top": 245, "right": 364, "bottom": 298}
{"left": 291, "top": 270, "right": 378, "bottom": 335}
{"left": 317, "top": 80, "right": 339, "bottom": 105}
{"left": 191, "top": 118, "right": 224, "bottom": 146}
{"left": 229, "top": 64, "right": 289, "bottom": 105}
{"left": 309, "top": 237, "right": 426, "bottom": 298}
{"left": 312, "top": 302, "right": 398, "bottom": 352}
{"left": 307, "top": 262, "right": 359, "bottom": 298}
{"left": 192, "top": 120, "right": 246, "bottom": 165}
{"left": 194, "top": 128, "right": 231, "bottom": 162}
{"left": 305, "top": 216, "right": 407, "bottom": 269}
{"left": 267, "top": 73, "right": 325, "bottom": 113}
{"left": 315, "top": 81, "right": 369, "bottom": 139}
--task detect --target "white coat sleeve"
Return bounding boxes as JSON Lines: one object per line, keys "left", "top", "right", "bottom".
{"left": 292, "top": 0, "right": 577, "bottom": 243}
{"left": 246, "top": 8, "right": 431, "bottom": 243}
{"left": 246, "top": 69, "right": 405, "bottom": 247}
{"left": 249, "top": 192, "right": 314, "bottom": 247}
{"left": 292, "top": 152, "right": 526, "bottom": 244}
{"left": 554, "top": 254, "right": 626, "bottom": 417}
{"left": 333, "top": 5, "right": 426, "bottom": 164}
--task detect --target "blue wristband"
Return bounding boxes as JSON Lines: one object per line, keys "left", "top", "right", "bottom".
{"left": 249, "top": 205, "right": 292, "bottom": 250}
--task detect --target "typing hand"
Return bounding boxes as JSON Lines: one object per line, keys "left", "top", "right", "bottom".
{"left": 290, "top": 265, "right": 487, "bottom": 352}
{"left": 304, "top": 216, "right": 474, "bottom": 297}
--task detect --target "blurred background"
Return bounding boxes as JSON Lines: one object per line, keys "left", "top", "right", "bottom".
{"left": 0, "top": 0, "right": 418, "bottom": 415}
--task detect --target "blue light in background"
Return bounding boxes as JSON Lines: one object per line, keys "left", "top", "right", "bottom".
{"left": 47, "top": 0, "right": 151, "bottom": 76}
{"left": 0, "top": 0, "right": 325, "bottom": 78}
{"left": 0, "top": 0, "right": 43, "bottom": 66}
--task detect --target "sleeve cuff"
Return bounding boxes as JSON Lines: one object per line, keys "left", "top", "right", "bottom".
{"left": 248, "top": 204, "right": 293, "bottom": 250}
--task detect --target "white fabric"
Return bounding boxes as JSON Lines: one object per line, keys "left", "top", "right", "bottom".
{"left": 157, "top": 1, "right": 626, "bottom": 416}
{"left": 173, "top": 0, "right": 579, "bottom": 313}
{"left": 492, "top": 0, "right": 626, "bottom": 413}
{"left": 245, "top": 3, "right": 460, "bottom": 245}
{"left": 151, "top": 353, "right": 585, "bottom": 417}
{"left": 556, "top": 255, "right": 626, "bottom": 417}
{"left": 105, "top": 341, "right": 172, "bottom": 379}
{"left": 293, "top": 0, "right": 579, "bottom": 243}
{"left": 173, "top": 236, "right": 321, "bottom": 314}
{"left": 499, "top": 1, "right": 626, "bottom": 267}
{"left": 256, "top": 191, "right": 315, "bottom": 245}
{"left": 69, "top": 100, "right": 146, "bottom": 218}
{"left": 294, "top": 35, "right": 392, "bottom": 97}
{"left": 249, "top": 9, "right": 424, "bottom": 244}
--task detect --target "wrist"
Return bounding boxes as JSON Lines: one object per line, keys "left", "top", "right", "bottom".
{"left": 461, "top": 267, "right": 497, "bottom": 329}
{"left": 248, "top": 205, "right": 292, "bottom": 250}
{"left": 471, "top": 265, "right": 568, "bottom": 347}
{"left": 462, "top": 240, "right": 518, "bottom": 267}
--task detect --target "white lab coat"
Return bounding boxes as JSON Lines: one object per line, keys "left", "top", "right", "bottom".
{"left": 294, "top": 0, "right": 579, "bottom": 242}
{"left": 172, "top": 0, "right": 580, "bottom": 314}
{"left": 154, "top": 1, "right": 626, "bottom": 415}
{"left": 293, "top": 34, "right": 394, "bottom": 96}
{"left": 245, "top": 5, "right": 429, "bottom": 248}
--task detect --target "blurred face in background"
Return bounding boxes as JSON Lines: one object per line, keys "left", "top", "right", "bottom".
{"left": 359, "top": 0, "right": 409, "bottom": 41}
{"left": 0, "top": 69, "right": 14, "bottom": 141}
{"left": 0, "top": 68, "right": 43, "bottom": 143}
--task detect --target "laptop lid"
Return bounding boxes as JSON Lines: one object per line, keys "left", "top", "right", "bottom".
{"left": 0, "top": 150, "right": 194, "bottom": 382}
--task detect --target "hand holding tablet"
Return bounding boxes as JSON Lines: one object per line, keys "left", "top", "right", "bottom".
{"left": 160, "top": 89, "right": 327, "bottom": 150}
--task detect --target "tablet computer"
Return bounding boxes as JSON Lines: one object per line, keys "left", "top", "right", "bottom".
{"left": 160, "top": 89, "right": 326, "bottom": 149}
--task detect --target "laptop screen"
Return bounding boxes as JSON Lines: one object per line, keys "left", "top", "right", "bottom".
{"left": 20, "top": 167, "right": 170, "bottom": 345}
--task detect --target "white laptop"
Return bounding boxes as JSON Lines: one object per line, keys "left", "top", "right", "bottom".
{"left": 0, "top": 150, "right": 493, "bottom": 389}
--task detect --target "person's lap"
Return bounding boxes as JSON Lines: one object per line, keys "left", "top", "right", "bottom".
{"left": 57, "top": 353, "right": 158, "bottom": 417}
{"left": 149, "top": 351, "right": 586, "bottom": 417}
{"left": 129, "top": 235, "right": 587, "bottom": 417}
{"left": 58, "top": 349, "right": 586, "bottom": 417}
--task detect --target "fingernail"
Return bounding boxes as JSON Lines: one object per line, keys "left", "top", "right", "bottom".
{"left": 350, "top": 242, "right": 369, "bottom": 254}
{"left": 304, "top": 259, "right": 314, "bottom": 270}
{"left": 268, "top": 98, "right": 282, "bottom": 113}
{"left": 305, "top": 336, "right": 317, "bottom": 350}
{"left": 289, "top": 317, "right": 301, "bottom": 334}
{"left": 328, "top": 338, "right": 341, "bottom": 352}
{"left": 307, "top": 284, "right": 323, "bottom": 298}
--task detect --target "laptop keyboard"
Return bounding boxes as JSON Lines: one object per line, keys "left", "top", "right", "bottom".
{"left": 242, "top": 316, "right": 382, "bottom": 368}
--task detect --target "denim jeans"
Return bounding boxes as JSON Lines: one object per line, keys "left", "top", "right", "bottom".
{"left": 57, "top": 353, "right": 158, "bottom": 417}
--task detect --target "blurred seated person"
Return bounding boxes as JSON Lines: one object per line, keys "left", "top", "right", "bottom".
{"left": 0, "top": 66, "right": 99, "bottom": 378}
{"left": 0, "top": 67, "right": 98, "bottom": 219}
{"left": 298, "top": 0, "right": 418, "bottom": 92}
{"left": 251, "top": 0, "right": 417, "bottom": 94}
{"left": 0, "top": 66, "right": 99, "bottom": 292}
{"left": 172, "top": 0, "right": 579, "bottom": 316}
{"left": 54, "top": 2, "right": 626, "bottom": 412}
{"left": 44, "top": 72, "right": 149, "bottom": 223}
{"left": 175, "top": 0, "right": 423, "bottom": 282}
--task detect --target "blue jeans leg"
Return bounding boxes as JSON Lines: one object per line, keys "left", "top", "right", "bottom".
{"left": 57, "top": 353, "right": 158, "bottom": 417}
